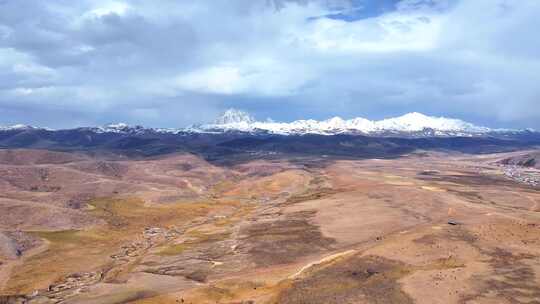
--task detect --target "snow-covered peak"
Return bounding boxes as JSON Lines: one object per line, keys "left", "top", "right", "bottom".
{"left": 374, "top": 112, "right": 490, "bottom": 133}
{"left": 0, "top": 124, "right": 40, "bottom": 131}
{"left": 92, "top": 123, "right": 146, "bottom": 134}
{"left": 106, "top": 122, "right": 129, "bottom": 129}
{"left": 195, "top": 111, "right": 495, "bottom": 136}
{"left": 214, "top": 109, "right": 255, "bottom": 125}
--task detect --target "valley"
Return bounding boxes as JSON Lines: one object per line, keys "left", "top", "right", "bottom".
{"left": 1, "top": 148, "right": 539, "bottom": 303}
{"left": 2, "top": 0, "right": 539, "bottom": 302}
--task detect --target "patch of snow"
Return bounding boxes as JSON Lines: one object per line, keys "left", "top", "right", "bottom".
{"left": 91, "top": 123, "right": 146, "bottom": 134}
{"left": 0, "top": 124, "right": 51, "bottom": 131}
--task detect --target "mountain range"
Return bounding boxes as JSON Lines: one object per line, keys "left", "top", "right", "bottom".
{"left": 0, "top": 109, "right": 534, "bottom": 138}
{"left": 0, "top": 110, "right": 538, "bottom": 161}
{"left": 192, "top": 109, "right": 505, "bottom": 136}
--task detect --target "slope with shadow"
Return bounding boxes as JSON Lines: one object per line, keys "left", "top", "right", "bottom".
{"left": 500, "top": 151, "right": 540, "bottom": 169}
{"left": 0, "top": 129, "right": 539, "bottom": 162}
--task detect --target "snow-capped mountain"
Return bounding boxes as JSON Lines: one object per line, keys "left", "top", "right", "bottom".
{"left": 0, "top": 109, "right": 532, "bottom": 138}
{"left": 193, "top": 109, "right": 500, "bottom": 136}
{"left": 0, "top": 124, "right": 49, "bottom": 131}
{"left": 213, "top": 109, "right": 255, "bottom": 125}
{"left": 86, "top": 123, "right": 146, "bottom": 134}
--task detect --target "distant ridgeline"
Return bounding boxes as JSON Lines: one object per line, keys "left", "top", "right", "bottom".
{"left": 0, "top": 110, "right": 539, "bottom": 160}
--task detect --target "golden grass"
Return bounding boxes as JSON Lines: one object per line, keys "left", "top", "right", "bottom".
{"left": 155, "top": 202, "right": 256, "bottom": 258}
{"left": 88, "top": 197, "right": 215, "bottom": 230}
{"left": 421, "top": 186, "right": 446, "bottom": 192}
{"left": 174, "top": 279, "right": 281, "bottom": 304}
{"left": 32, "top": 229, "right": 103, "bottom": 244}
{"left": 156, "top": 230, "right": 231, "bottom": 256}
{"left": 223, "top": 171, "right": 310, "bottom": 198}
{"left": 211, "top": 180, "right": 238, "bottom": 196}
{"left": 156, "top": 243, "right": 191, "bottom": 256}
{"left": 78, "top": 289, "right": 152, "bottom": 304}
{"left": 6, "top": 197, "right": 219, "bottom": 293}
{"left": 6, "top": 230, "right": 116, "bottom": 293}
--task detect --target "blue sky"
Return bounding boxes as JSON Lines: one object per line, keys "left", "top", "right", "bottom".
{"left": 320, "top": 0, "right": 402, "bottom": 21}
{"left": 0, "top": 0, "right": 539, "bottom": 129}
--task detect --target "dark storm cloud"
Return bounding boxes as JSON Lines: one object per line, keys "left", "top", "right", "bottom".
{"left": 0, "top": 0, "right": 538, "bottom": 128}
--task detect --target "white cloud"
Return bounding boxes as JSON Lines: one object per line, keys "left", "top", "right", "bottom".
{"left": 298, "top": 12, "right": 443, "bottom": 52}
{"left": 175, "top": 66, "right": 245, "bottom": 95}
{"left": 84, "top": 1, "right": 131, "bottom": 18}
{"left": 11, "top": 87, "right": 35, "bottom": 96}
{"left": 12, "top": 63, "right": 56, "bottom": 77}
{"left": 173, "top": 57, "right": 316, "bottom": 96}
{"left": 0, "top": 0, "right": 539, "bottom": 128}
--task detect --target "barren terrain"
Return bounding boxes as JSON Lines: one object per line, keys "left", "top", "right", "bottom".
{"left": 1, "top": 148, "right": 540, "bottom": 303}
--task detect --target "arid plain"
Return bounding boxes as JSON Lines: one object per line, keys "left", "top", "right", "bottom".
{"left": 1, "top": 149, "right": 540, "bottom": 304}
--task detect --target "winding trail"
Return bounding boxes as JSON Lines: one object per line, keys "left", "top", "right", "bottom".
{"left": 288, "top": 250, "right": 357, "bottom": 279}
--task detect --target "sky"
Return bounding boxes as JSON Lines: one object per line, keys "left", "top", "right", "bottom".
{"left": 0, "top": 0, "right": 539, "bottom": 129}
